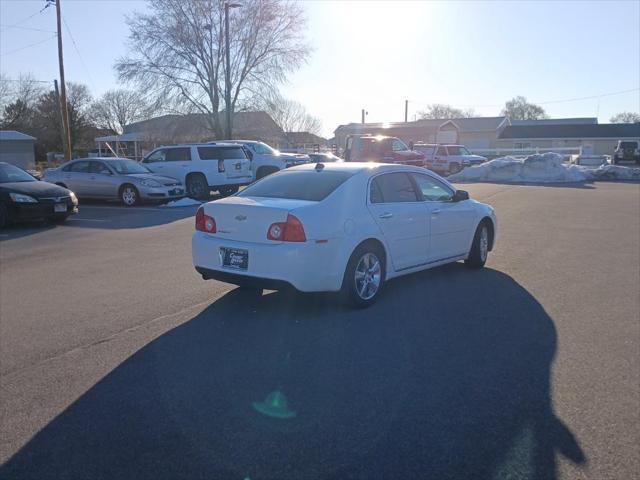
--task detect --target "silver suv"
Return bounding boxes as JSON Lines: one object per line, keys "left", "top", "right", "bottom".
{"left": 142, "top": 143, "right": 252, "bottom": 199}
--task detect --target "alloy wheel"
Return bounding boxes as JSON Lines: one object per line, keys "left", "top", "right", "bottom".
{"left": 354, "top": 252, "right": 382, "bottom": 300}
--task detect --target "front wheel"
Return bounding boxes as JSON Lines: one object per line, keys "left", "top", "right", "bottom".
{"left": 120, "top": 184, "right": 139, "bottom": 206}
{"left": 465, "top": 222, "right": 490, "bottom": 269}
{"left": 218, "top": 185, "right": 239, "bottom": 197}
{"left": 341, "top": 244, "right": 385, "bottom": 308}
{"left": 186, "top": 174, "right": 209, "bottom": 200}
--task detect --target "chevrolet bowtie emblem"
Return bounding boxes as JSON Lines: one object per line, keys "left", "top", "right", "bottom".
{"left": 235, "top": 214, "right": 247, "bottom": 221}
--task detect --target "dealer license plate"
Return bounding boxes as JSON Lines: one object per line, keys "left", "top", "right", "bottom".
{"left": 220, "top": 247, "right": 248, "bottom": 270}
{"left": 54, "top": 203, "right": 67, "bottom": 213}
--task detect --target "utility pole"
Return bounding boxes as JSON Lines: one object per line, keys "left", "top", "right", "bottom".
{"left": 404, "top": 99, "right": 408, "bottom": 123}
{"left": 55, "top": 0, "right": 72, "bottom": 161}
{"left": 53, "top": 80, "right": 66, "bottom": 155}
{"left": 224, "top": 2, "right": 242, "bottom": 139}
{"left": 361, "top": 109, "right": 367, "bottom": 123}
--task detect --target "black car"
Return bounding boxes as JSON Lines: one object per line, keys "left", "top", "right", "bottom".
{"left": 0, "top": 162, "right": 78, "bottom": 229}
{"left": 613, "top": 140, "right": 640, "bottom": 164}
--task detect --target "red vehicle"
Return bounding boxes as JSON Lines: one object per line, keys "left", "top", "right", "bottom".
{"left": 344, "top": 135, "right": 425, "bottom": 166}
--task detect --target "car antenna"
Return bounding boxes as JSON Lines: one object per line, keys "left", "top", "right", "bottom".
{"left": 315, "top": 162, "right": 324, "bottom": 171}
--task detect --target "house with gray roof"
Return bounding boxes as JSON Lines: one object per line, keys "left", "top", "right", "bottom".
{"left": 0, "top": 130, "right": 36, "bottom": 169}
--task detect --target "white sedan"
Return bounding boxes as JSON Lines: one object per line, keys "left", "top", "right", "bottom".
{"left": 192, "top": 162, "right": 497, "bottom": 307}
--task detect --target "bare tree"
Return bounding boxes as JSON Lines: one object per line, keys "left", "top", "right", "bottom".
{"left": 502, "top": 96, "right": 548, "bottom": 120}
{"left": 417, "top": 104, "right": 475, "bottom": 120}
{"left": 0, "top": 73, "right": 45, "bottom": 126}
{"left": 90, "top": 89, "right": 154, "bottom": 134}
{"left": 116, "top": 0, "right": 309, "bottom": 138}
{"left": 259, "top": 93, "right": 322, "bottom": 134}
{"left": 610, "top": 111, "right": 640, "bottom": 123}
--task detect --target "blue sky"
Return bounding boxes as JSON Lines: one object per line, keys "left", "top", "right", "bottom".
{"left": 1, "top": 0, "right": 639, "bottom": 136}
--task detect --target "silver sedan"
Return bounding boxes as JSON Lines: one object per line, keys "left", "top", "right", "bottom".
{"left": 44, "top": 158, "right": 185, "bottom": 206}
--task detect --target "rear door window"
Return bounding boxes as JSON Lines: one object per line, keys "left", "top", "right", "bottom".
{"left": 197, "top": 146, "right": 247, "bottom": 160}
{"left": 165, "top": 148, "right": 191, "bottom": 162}
{"left": 370, "top": 173, "right": 419, "bottom": 203}
{"left": 70, "top": 161, "right": 90, "bottom": 173}
{"left": 89, "top": 161, "right": 110, "bottom": 174}
{"left": 239, "top": 170, "right": 354, "bottom": 201}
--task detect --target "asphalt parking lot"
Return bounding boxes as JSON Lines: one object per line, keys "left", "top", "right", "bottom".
{"left": 0, "top": 182, "right": 638, "bottom": 480}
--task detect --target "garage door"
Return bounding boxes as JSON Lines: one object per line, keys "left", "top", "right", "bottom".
{"left": 436, "top": 129, "right": 458, "bottom": 144}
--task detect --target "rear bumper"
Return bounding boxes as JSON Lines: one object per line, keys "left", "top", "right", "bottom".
{"left": 195, "top": 267, "right": 294, "bottom": 290}
{"left": 192, "top": 231, "right": 345, "bottom": 292}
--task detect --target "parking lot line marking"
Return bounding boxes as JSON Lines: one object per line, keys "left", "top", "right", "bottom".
{"left": 78, "top": 206, "right": 165, "bottom": 212}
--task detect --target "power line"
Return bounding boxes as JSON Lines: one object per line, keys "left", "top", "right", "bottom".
{"left": 62, "top": 17, "right": 96, "bottom": 90}
{"left": 408, "top": 87, "right": 640, "bottom": 110}
{"left": 0, "top": 78, "right": 51, "bottom": 84}
{"left": 0, "top": 34, "right": 57, "bottom": 57}
{"left": 0, "top": 2, "right": 53, "bottom": 31}
{"left": 0, "top": 24, "right": 57, "bottom": 33}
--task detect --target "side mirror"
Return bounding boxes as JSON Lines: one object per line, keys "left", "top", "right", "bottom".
{"left": 452, "top": 190, "right": 469, "bottom": 202}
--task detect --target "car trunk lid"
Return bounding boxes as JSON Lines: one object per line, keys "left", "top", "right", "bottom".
{"left": 202, "top": 196, "right": 316, "bottom": 244}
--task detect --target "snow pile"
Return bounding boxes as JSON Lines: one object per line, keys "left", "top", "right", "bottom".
{"left": 449, "top": 152, "right": 640, "bottom": 183}
{"left": 159, "top": 197, "right": 202, "bottom": 207}
{"left": 587, "top": 164, "right": 640, "bottom": 181}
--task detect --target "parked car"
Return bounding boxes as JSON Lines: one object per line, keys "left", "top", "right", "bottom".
{"left": 44, "top": 158, "right": 184, "bottom": 206}
{"left": 612, "top": 140, "right": 640, "bottom": 164}
{"left": 0, "top": 161, "right": 78, "bottom": 228}
{"left": 142, "top": 143, "right": 252, "bottom": 199}
{"left": 307, "top": 152, "right": 343, "bottom": 163}
{"left": 218, "top": 140, "right": 310, "bottom": 180}
{"left": 414, "top": 144, "right": 487, "bottom": 175}
{"left": 192, "top": 162, "right": 496, "bottom": 307}
{"left": 343, "top": 135, "right": 425, "bottom": 166}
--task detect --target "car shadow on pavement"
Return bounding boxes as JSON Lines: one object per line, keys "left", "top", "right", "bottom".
{"left": 0, "top": 265, "right": 586, "bottom": 480}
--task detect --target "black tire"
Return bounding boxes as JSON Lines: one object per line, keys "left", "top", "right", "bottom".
{"left": 256, "top": 166, "right": 279, "bottom": 180}
{"left": 449, "top": 163, "right": 462, "bottom": 175}
{"left": 218, "top": 185, "right": 239, "bottom": 197}
{"left": 186, "top": 173, "right": 209, "bottom": 200}
{"left": 341, "top": 242, "right": 386, "bottom": 308}
{"left": 119, "top": 184, "right": 140, "bottom": 206}
{"left": 465, "top": 221, "right": 491, "bottom": 269}
{"left": 0, "top": 203, "right": 8, "bottom": 230}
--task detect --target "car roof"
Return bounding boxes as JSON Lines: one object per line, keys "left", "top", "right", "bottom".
{"left": 288, "top": 161, "right": 427, "bottom": 175}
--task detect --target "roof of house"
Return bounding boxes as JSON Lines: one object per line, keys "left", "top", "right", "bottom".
{"left": 0, "top": 130, "right": 37, "bottom": 141}
{"left": 285, "top": 131, "right": 327, "bottom": 145}
{"left": 510, "top": 117, "right": 598, "bottom": 126}
{"left": 499, "top": 123, "right": 640, "bottom": 139}
{"left": 122, "top": 112, "right": 285, "bottom": 144}
{"left": 334, "top": 116, "right": 509, "bottom": 135}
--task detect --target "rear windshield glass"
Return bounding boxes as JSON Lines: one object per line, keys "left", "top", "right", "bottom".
{"left": 238, "top": 170, "right": 354, "bottom": 201}
{"left": 619, "top": 142, "right": 637, "bottom": 149}
{"left": 197, "top": 146, "right": 247, "bottom": 160}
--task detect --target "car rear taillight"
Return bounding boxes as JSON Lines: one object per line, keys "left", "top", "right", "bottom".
{"left": 218, "top": 160, "right": 225, "bottom": 173}
{"left": 267, "top": 214, "right": 306, "bottom": 242}
{"left": 195, "top": 207, "right": 216, "bottom": 233}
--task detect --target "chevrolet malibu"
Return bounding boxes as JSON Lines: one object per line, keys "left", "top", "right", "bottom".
{"left": 192, "top": 162, "right": 497, "bottom": 307}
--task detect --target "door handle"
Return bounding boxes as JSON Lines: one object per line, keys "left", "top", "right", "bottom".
{"left": 431, "top": 209, "right": 442, "bottom": 215}
{"left": 378, "top": 212, "right": 393, "bottom": 219}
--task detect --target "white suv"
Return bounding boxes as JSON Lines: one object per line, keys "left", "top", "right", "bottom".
{"left": 219, "top": 140, "right": 310, "bottom": 180}
{"left": 142, "top": 143, "right": 252, "bottom": 199}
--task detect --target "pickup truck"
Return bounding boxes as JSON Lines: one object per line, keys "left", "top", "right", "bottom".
{"left": 343, "top": 135, "right": 425, "bottom": 166}
{"left": 612, "top": 140, "right": 640, "bottom": 164}
{"left": 217, "top": 140, "right": 310, "bottom": 180}
{"left": 413, "top": 143, "right": 487, "bottom": 175}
